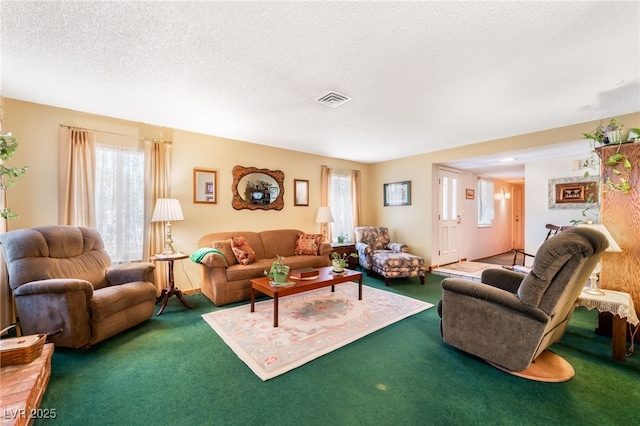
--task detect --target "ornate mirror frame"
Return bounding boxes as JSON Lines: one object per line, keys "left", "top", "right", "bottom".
{"left": 231, "top": 165, "right": 285, "bottom": 210}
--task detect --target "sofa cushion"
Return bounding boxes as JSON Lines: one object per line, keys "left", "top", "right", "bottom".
{"left": 231, "top": 236, "right": 257, "bottom": 265}
{"left": 225, "top": 256, "right": 329, "bottom": 282}
{"left": 260, "top": 229, "right": 300, "bottom": 258}
{"left": 282, "top": 255, "right": 329, "bottom": 271}
{"left": 226, "top": 259, "right": 274, "bottom": 282}
{"left": 198, "top": 231, "right": 266, "bottom": 260}
{"left": 211, "top": 239, "right": 237, "bottom": 266}
{"left": 294, "top": 232, "right": 322, "bottom": 255}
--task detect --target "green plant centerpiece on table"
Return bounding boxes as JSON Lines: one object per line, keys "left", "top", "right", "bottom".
{"left": 265, "top": 255, "right": 290, "bottom": 285}
{"left": 331, "top": 251, "right": 358, "bottom": 273}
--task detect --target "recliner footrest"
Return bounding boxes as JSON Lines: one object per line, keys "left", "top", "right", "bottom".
{"left": 371, "top": 252, "right": 425, "bottom": 279}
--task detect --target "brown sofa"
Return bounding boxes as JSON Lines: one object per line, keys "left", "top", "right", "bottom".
{"left": 195, "top": 229, "right": 332, "bottom": 306}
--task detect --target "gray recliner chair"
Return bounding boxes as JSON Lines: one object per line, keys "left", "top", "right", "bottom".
{"left": 438, "top": 227, "right": 608, "bottom": 381}
{"left": 0, "top": 226, "right": 157, "bottom": 348}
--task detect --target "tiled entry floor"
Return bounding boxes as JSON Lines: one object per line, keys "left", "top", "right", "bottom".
{"left": 431, "top": 262, "right": 503, "bottom": 282}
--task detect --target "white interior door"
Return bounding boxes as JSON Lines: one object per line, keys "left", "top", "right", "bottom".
{"left": 438, "top": 168, "right": 460, "bottom": 265}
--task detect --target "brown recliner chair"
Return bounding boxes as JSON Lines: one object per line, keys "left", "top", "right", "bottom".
{"left": 438, "top": 227, "right": 607, "bottom": 381}
{"left": 0, "top": 226, "right": 157, "bottom": 348}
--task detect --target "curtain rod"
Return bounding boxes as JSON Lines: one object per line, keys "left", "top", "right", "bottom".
{"left": 58, "top": 124, "right": 172, "bottom": 143}
{"left": 321, "top": 165, "right": 361, "bottom": 173}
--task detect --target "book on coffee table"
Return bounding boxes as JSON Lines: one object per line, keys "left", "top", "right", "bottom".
{"left": 290, "top": 268, "right": 319, "bottom": 279}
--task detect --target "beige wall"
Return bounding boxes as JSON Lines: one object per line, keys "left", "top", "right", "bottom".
{"left": 1, "top": 98, "right": 372, "bottom": 290}
{"left": 2, "top": 97, "right": 639, "bottom": 288}
{"left": 371, "top": 112, "right": 640, "bottom": 268}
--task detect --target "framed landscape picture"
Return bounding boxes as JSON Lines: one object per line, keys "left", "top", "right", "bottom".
{"left": 548, "top": 176, "right": 598, "bottom": 209}
{"left": 384, "top": 181, "right": 411, "bottom": 206}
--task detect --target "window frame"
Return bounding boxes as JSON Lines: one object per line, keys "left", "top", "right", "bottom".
{"left": 477, "top": 178, "right": 495, "bottom": 227}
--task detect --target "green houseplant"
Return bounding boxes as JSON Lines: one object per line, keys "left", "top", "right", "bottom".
{"left": 264, "top": 255, "right": 290, "bottom": 285}
{"left": 331, "top": 251, "right": 357, "bottom": 273}
{"left": 572, "top": 118, "right": 638, "bottom": 224}
{"left": 0, "top": 134, "right": 28, "bottom": 219}
{"left": 582, "top": 118, "right": 636, "bottom": 195}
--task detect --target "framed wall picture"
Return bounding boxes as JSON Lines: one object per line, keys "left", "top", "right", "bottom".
{"left": 465, "top": 188, "right": 475, "bottom": 200}
{"left": 193, "top": 168, "right": 217, "bottom": 204}
{"left": 548, "top": 176, "right": 599, "bottom": 209}
{"left": 293, "top": 179, "right": 309, "bottom": 206}
{"left": 384, "top": 181, "right": 411, "bottom": 206}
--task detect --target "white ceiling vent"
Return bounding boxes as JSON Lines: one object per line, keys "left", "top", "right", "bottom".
{"left": 316, "top": 91, "right": 352, "bottom": 108}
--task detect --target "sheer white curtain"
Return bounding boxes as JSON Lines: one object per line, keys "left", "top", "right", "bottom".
{"left": 330, "top": 170, "right": 355, "bottom": 240}
{"left": 95, "top": 144, "right": 144, "bottom": 263}
{"left": 321, "top": 167, "right": 361, "bottom": 243}
{"left": 478, "top": 178, "right": 495, "bottom": 226}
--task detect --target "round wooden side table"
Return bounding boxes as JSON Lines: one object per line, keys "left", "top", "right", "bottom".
{"left": 150, "top": 253, "right": 192, "bottom": 316}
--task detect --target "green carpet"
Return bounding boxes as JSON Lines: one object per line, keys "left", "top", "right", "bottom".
{"left": 36, "top": 273, "right": 639, "bottom": 425}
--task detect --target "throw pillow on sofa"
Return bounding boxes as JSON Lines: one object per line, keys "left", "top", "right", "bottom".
{"left": 211, "top": 239, "right": 237, "bottom": 266}
{"left": 231, "top": 236, "right": 257, "bottom": 265}
{"left": 294, "top": 232, "right": 322, "bottom": 256}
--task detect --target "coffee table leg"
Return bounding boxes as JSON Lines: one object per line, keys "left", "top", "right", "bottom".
{"left": 358, "top": 276, "right": 362, "bottom": 300}
{"left": 274, "top": 294, "right": 279, "bottom": 327}
{"left": 250, "top": 287, "right": 255, "bottom": 312}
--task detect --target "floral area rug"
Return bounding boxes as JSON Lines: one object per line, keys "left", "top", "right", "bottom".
{"left": 201, "top": 283, "right": 433, "bottom": 380}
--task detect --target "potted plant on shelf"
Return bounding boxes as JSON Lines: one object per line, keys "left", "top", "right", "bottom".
{"left": 572, "top": 118, "right": 638, "bottom": 225}
{"left": 331, "top": 251, "right": 358, "bottom": 273}
{"left": 582, "top": 118, "right": 636, "bottom": 195}
{"left": 264, "top": 255, "right": 290, "bottom": 285}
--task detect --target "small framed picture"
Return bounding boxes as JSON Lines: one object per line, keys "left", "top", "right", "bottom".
{"left": 294, "top": 179, "right": 309, "bottom": 206}
{"left": 384, "top": 181, "right": 411, "bottom": 206}
{"left": 193, "top": 168, "right": 217, "bottom": 204}
{"left": 559, "top": 185, "right": 584, "bottom": 201}
{"left": 465, "top": 189, "right": 475, "bottom": 200}
{"left": 205, "top": 182, "right": 214, "bottom": 195}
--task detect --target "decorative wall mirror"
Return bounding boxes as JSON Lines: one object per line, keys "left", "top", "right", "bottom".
{"left": 193, "top": 168, "right": 217, "bottom": 204}
{"left": 231, "top": 165, "right": 285, "bottom": 210}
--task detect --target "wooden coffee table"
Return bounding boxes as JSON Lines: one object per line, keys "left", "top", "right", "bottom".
{"left": 250, "top": 266, "right": 363, "bottom": 327}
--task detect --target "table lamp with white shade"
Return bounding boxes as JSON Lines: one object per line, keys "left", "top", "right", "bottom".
{"left": 315, "top": 206, "right": 334, "bottom": 243}
{"left": 151, "top": 198, "right": 184, "bottom": 256}
{"left": 578, "top": 221, "right": 622, "bottom": 295}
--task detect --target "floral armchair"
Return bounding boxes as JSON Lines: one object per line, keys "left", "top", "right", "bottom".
{"left": 354, "top": 226, "right": 425, "bottom": 286}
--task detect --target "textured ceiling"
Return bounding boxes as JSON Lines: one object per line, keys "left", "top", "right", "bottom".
{"left": 1, "top": 1, "right": 639, "bottom": 176}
